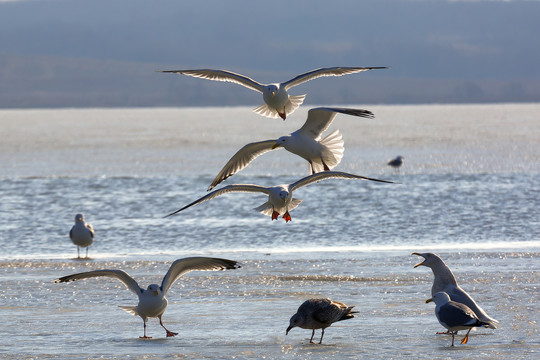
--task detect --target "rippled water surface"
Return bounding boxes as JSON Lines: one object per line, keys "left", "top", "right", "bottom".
{"left": 0, "top": 105, "right": 539, "bottom": 359}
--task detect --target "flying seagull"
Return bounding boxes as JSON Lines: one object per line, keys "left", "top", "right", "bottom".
{"left": 426, "top": 292, "right": 490, "bottom": 346}
{"left": 54, "top": 257, "right": 240, "bottom": 338}
{"left": 69, "top": 213, "right": 94, "bottom": 259}
{"left": 158, "top": 66, "right": 387, "bottom": 120}
{"left": 166, "top": 171, "right": 394, "bottom": 222}
{"left": 412, "top": 252, "right": 499, "bottom": 329}
{"left": 208, "top": 107, "right": 375, "bottom": 190}
{"left": 286, "top": 298, "right": 357, "bottom": 344}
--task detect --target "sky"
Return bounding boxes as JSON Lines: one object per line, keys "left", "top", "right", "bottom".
{"left": 1, "top": 0, "right": 539, "bottom": 107}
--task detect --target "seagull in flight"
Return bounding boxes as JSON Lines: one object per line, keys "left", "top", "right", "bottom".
{"left": 158, "top": 66, "right": 388, "bottom": 120}
{"left": 54, "top": 257, "right": 240, "bottom": 338}
{"left": 166, "top": 171, "right": 395, "bottom": 222}
{"left": 207, "top": 107, "right": 375, "bottom": 191}
{"left": 69, "top": 213, "right": 94, "bottom": 259}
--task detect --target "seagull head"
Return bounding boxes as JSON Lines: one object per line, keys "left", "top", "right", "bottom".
{"left": 75, "top": 214, "right": 84, "bottom": 222}
{"left": 146, "top": 284, "right": 161, "bottom": 296}
{"left": 272, "top": 136, "right": 289, "bottom": 149}
{"left": 286, "top": 313, "right": 302, "bottom": 335}
{"left": 426, "top": 291, "right": 451, "bottom": 305}
{"left": 411, "top": 252, "right": 442, "bottom": 268}
{"left": 279, "top": 190, "right": 289, "bottom": 203}
{"left": 266, "top": 84, "right": 279, "bottom": 96}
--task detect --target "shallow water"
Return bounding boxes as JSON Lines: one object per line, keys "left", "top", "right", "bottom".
{"left": 0, "top": 104, "right": 539, "bottom": 359}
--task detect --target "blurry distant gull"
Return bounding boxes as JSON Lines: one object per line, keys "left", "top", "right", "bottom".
{"left": 54, "top": 257, "right": 240, "bottom": 338}
{"left": 69, "top": 213, "right": 94, "bottom": 259}
{"left": 208, "top": 107, "right": 374, "bottom": 190}
{"left": 412, "top": 252, "right": 499, "bottom": 329}
{"left": 158, "top": 66, "right": 387, "bottom": 120}
{"left": 426, "top": 292, "right": 490, "bottom": 346}
{"left": 166, "top": 171, "right": 395, "bottom": 222}
{"left": 387, "top": 156, "right": 404, "bottom": 171}
{"left": 286, "top": 298, "right": 357, "bottom": 344}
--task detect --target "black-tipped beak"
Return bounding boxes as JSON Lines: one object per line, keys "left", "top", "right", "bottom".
{"left": 286, "top": 325, "right": 293, "bottom": 335}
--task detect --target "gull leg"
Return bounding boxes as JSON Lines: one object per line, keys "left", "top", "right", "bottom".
{"left": 451, "top": 332, "right": 455, "bottom": 347}
{"left": 283, "top": 211, "right": 292, "bottom": 222}
{"left": 436, "top": 329, "right": 452, "bottom": 335}
{"left": 85, "top": 247, "right": 89, "bottom": 259}
{"left": 271, "top": 210, "right": 280, "bottom": 220}
{"left": 159, "top": 315, "right": 178, "bottom": 337}
{"left": 308, "top": 161, "right": 315, "bottom": 175}
{"left": 140, "top": 319, "right": 152, "bottom": 339}
{"left": 77, "top": 246, "right": 80, "bottom": 259}
{"left": 319, "top": 328, "right": 325, "bottom": 344}
{"left": 279, "top": 112, "right": 286, "bottom": 120}
{"left": 322, "top": 159, "right": 330, "bottom": 171}
{"left": 309, "top": 329, "right": 315, "bottom": 344}
{"left": 461, "top": 329, "right": 472, "bottom": 344}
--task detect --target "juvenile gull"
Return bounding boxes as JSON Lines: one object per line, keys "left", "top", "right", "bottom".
{"left": 158, "top": 67, "right": 387, "bottom": 120}
{"left": 166, "top": 171, "right": 395, "bottom": 222}
{"left": 208, "top": 107, "right": 374, "bottom": 190}
{"left": 426, "top": 292, "right": 490, "bottom": 346}
{"left": 412, "top": 252, "right": 499, "bottom": 329}
{"left": 69, "top": 213, "right": 94, "bottom": 259}
{"left": 54, "top": 257, "right": 240, "bottom": 338}
{"left": 286, "top": 298, "right": 357, "bottom": 344}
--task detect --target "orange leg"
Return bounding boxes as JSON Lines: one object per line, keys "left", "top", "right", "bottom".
{"left": 461, "top": 329, "right": 472, "bottom": 344}
{"left": 272, "top": 210, "right": 280, "bottom": 220}
{"left": 283, "top": 211, "right": 292, "bottom": 222}
{"left": 279, "top": 112, "right": 286, "bottom": 120}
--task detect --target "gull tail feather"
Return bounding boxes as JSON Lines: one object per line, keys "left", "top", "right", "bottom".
{"left": 119, "top": 306, "right": 139, "bottom": 316}
{"left": 253, "top": 103, "right": 280, "bottom": 119}
{"left": 319, "top": 129, "right": 344, "bottom": 169}
{"left": 284, "top": 94, "right": 306, "bottom": 117}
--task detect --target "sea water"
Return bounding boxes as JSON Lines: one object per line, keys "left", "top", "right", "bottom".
{"left": 0, "top": 104, "right": 538, "bottom": 359}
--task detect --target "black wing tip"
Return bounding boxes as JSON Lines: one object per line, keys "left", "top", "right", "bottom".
{"left": 54, "top": 276, "right": 74, "bottom": 283}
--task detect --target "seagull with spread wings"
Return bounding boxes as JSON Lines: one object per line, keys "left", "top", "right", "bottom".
{"left": 54, "top": 257, "right": 240, "bottom": 338}
{"left": 166, "top": 171, "right": 395, "bottom": 222}
{"left": 158, "top": 66, "right": 387, "bottom": 120}
{"left": 207, "top": 107, "right": 374, "bottom": 191}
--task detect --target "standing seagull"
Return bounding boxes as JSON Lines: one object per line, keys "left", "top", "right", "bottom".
{"left": 158, "top": 66, "right": 387, "bottom": 120}
{"left": 166, "top": 171, "right": 395, "bottom": 222}
{"left": 208, "top": 107, "right": 375, "bottom": 190}
{"left": 54, "top": 257, "right": 240, "bottom": 338}
{"left": 69, "top": 213, "right": 94, "bottom": 259}
{"left": 426, "top": 292, "right": 490, "bottom": 346}
{"left": 412, "top": 252, "right": 499, "bottom": 329}
{"left": 387, "top": 156, "right": 404, "bottom": 171}
{"left": 286, "top": 298, "right": 357, "bottom": 344}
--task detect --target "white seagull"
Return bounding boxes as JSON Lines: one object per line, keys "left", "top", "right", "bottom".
{"left": 158, "top": 66, "right": 387, "bottom": 120}
{"left": 286, "top": 298, "right": 357, "bottom": 344}
{"left": 69, "top": 213, "right": 94, "bottom": 259}
{"left": 166, "top": 171, "right": 395, "bottom": 222}
{"left": 412, "top": 252, "right": 499, "bottom": 329}
{"left": 207, "top": 107, "right": 374, "bottom": 190}
{"left": 54, "top": 257, "right": 240, "bottom": 338}
{"left": 426, "top": 292, "right": 490, "bottom": 346}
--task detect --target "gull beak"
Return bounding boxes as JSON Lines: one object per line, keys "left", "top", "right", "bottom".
{"left": 154, "top": 290, "right": 159, "bottom": 296}
{"left": 286, "top": 325, "right": 293, "bottom": 335}
{"left": 425, "top": 298, "right": 433, "bottom": 304}
{"left": 411, "top": 252, "right": 425, "bottom": 268}
{"left": 272, "top": 142, "right": 281, "bottom": 150}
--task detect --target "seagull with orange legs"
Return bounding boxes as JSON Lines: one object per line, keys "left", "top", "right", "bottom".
{"left": 207, "top": 107, "right": 374, "bottom": 191}
{"left": 158, "top": 67, "right": 387, "bottom": 120}
{"left": 426, "top": 292, "right": 490, "bottom": 346}
{"left": 166, "top": 171, "right": 395, "bottom": 222}
{"left": 412, "top": 252, "right": 499, "bottom": 330}
{"left": 54, "top": 257, "right": 240, "bottom": 338}
{"left": 69, "top": 213, "right": 94, "bottom": 259}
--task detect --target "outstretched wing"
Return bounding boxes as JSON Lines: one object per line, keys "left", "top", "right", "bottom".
{"left": 297, "top": 107, "right": 374, "bottom": 139}
{"left": 158, "top": 69, "right": 264, "bottom": 93}
{"left": 54, "top": 270, "right": 142, "bottom": 296}
{"left": 290, "top": 171, "right": 395, "bottom": 192}
{"left": 160, "top": 257, "right": 240, "bottom": 295}
{"left": 282, "top": 66, "right": 388, "bottom": 90}
{"left": 165, "top": 184, "right": 271, "bottom": 217}
{"left": 208, "top": 140, "right": 278, "bottom": 191}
